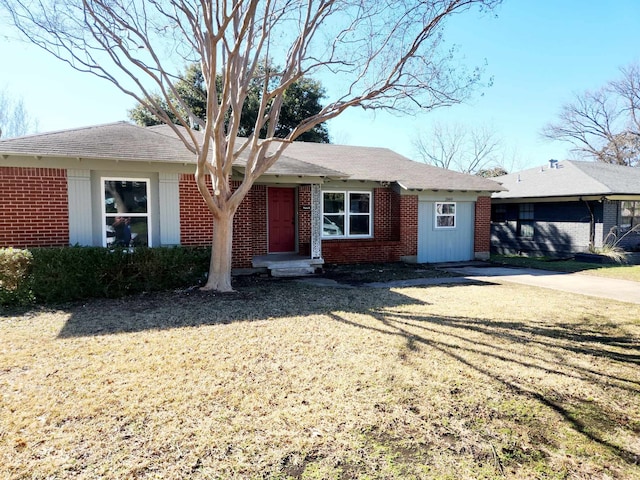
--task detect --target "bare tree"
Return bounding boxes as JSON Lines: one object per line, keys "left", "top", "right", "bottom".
{"left": 1, "top": 0, "right": 501, "bottom": 292}
{"left": 542, "top": 62, "right": 640, "bottom": 167}
{"left": 413, "top": 122, "right": 503, "bottom": 174}
{"left": 0, "top": 87, "right": 36, "bottom": 138}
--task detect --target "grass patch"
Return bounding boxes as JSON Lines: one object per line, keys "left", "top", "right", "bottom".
{"left": 491, "top": 254, "right": 640, "bottom": 282}
{"left": 2, "top": 279, "right": 639, "bottom": 479}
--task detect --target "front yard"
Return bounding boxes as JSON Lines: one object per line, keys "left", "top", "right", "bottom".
{"left": 2, "top": 278, "right": 639, "bottom": 479}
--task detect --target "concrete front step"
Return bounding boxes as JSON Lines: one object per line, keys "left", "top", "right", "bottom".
{"left": 251, "top": 254, "right": 324, "bottom": 277}
{"left": 270, "top": 266, "right": 317, "bottom": 277}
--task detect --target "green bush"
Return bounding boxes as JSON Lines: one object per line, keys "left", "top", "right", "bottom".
{"left": 27, "top": 246, "right": 210, "bottom": 304}
{"left": 0, "top": 248, "right": 35, "bottom": 306}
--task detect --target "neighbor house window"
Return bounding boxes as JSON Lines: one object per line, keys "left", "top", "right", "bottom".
{"left": 518, "top": 203, "right": 534, "bottom": 237}
{"left": 103, "top": 178, "right": 151, "bottom": 247}
{"left": 435, "top": 202, "right": 456, "bottom": 228}
{"left": 322, "top": 191, "right": 372, "bottom": 237}
{"left": 620, "top": 201, "right": 640, "bottom": 230}
{"left": 491, "top": 205, "right": 506, "bottom": 223}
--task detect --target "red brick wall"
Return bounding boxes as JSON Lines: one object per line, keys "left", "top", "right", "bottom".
{"left": 233, "top": 182, "right": 267, "bottom": 268}
{"left": 322, "top": 192, "right": 418, "bottom": 264}
{"left": 373, "top": 188, "right": 401, "bottom": 241}
{"left": 474, "top": 196, "right": 491, "bottom": 254}
{"left": 251, "top": 185, "right": 268, "bottom": 259}
{"left": 0, "top": 167, "right": 69, "bottom": 247}
{"left": 179, "top": 173, "right": 214, "bottom": 246}
{"left": 400, "top": 195, "right": 418, "bottom": 257}
{"left": 178, "top": 178, "right": 422, "bottom": 267}
{"left": 178, "top": 176, "right": 267, "bottom": 268}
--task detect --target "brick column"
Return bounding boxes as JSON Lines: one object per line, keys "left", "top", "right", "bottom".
{"left": 399, "top": 195, "right": 418, "bottom": 257}
{"left": 474, "top": 196, "right": 491, "bottom": 260}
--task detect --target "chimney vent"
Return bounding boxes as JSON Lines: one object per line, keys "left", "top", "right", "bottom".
{"left": 548, "top": 159, "right": 559, "bottom": 169}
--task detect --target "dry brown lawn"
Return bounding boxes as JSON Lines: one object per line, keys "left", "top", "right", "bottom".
{"left": 1, "top": 277, "right": 639, "bottom": 479}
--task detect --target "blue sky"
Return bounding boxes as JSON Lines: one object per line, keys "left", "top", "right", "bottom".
{"left": 1, "top": 0, "right": 639, "bottom": 171}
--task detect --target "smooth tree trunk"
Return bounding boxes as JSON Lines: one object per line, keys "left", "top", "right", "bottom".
{"left": 201, "top": 210, "right": 235, "bottom": 292}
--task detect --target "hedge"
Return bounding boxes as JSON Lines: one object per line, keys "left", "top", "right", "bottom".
{"left": 0, "top": 248, "right": 35, "bottom": 306}
{"left": 0, "top": 246, "right": 210, "bottom": 306}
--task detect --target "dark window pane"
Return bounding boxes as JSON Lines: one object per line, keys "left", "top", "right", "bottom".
{"left": 323, "top": 193, "right": 345, "bottom": 214}
{"left": 349, "top": 193, "right": 370, "bottom": 213}
{"left": 106, "top": 216, "right": 149, "bottom": 247}
{"left": 349, "top": 215, "right": 370, "bottom": 235}
{"left": 106, "top": 216, "right": 132, "bottom": 247}
{"left": 129, "top": 218, "right": 149, "bottom": 246}
{"left": 492, "top": 205, "right": 506, "bottom": 223}
{"left": 104, "top": 180, "right": 148, "bottom": 214}
{"left": 519, "top": 203, "right": 534, "bottom": 220}
{"left": 519, "top": 220, "right": 534, "bottom": 238}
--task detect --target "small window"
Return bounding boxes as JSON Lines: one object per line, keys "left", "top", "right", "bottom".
{"left": 103, "top": 178, "right": 151, "bottom": 247}
{"left": 518, "top": 203, "right": 534, "bottom": 238}
{"left": 435, "top": 202, "right": 456, "bottom": 229}
{"left": 322, "top": 191, "right": 372, "bottom": 237}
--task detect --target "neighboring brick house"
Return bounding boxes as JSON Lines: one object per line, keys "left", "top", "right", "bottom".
{"left": 491, "top": 159, "right": 640, "bottom": 256}
{"left": 0, "top": 122, "right": 503, "bottom": 272}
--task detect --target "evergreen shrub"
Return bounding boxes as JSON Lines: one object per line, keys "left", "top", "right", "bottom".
{"left": 0, "top": 248, "right": 35, "bottom": 306}
{"left": 22, "top": 246, "right": 210, "bottom": 304}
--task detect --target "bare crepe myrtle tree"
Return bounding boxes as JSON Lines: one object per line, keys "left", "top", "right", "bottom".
{"left": 413, "top": 122, "right": 503, "bottom": 174}
{"left": 542, "top": 62, "right": 640, "bottom": 167}
{"left": 1, "top": 0, "right": 501, "bottom": 292}
{"left": 0, "top": 88, "right": 36, "bottom": 138}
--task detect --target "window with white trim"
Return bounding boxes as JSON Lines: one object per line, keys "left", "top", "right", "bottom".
{"left": 435, "top": 202, "right": 456, "bottom": 228}
{"left": 322, "top": 191, "right": 372, "bottom": 238}
{"left": 103, "top": 178, "right": 151, "bottom": 247}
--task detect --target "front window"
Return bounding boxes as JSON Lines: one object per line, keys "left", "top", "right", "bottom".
{"left": 621, "top": 201, "right": 640, "bottom": 231}
{"left": 322, "top": 191, "right": 372, "bottom": 237}
{"left": 518, "top": 203, "right": 534, "bottom": 238}
{"left": 435, "top": 202, "right": 456, "bottom": 228}
{"left": 103, "top": 178, "right": 151, "bottom": 247}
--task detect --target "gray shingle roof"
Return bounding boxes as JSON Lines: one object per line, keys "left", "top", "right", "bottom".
{"left": 492, "top": 160, "right": 640, "bottom": 199}
{"left": 0, "top": 122, "right": 195, "bottom": 162}
{"left": 275, "top": 141, "right": 504, "bottom": 191}
{"left": 1, "top": 122, "right": 504, "bottom": 192}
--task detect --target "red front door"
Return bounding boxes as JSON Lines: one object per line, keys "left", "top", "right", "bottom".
{"left": 268, "top": 187, "right": 296, "bottom": 253}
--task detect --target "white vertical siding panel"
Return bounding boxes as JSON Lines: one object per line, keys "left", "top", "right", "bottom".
{"left": 67, "top": 169, "right": 93, "bottom": 245}
{"left": 159, "top": 172, "right": 181, "bottom": 245}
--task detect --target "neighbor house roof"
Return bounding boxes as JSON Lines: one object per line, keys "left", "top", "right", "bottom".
{"left": 0, "top": 121, "right": 504, "bottom": 192}
{"left": 492, "top": 160, "right": 640, "bottom": 199}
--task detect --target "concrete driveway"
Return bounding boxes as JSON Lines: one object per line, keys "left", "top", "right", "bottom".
{"left": 443, "top": 266, "right": 640, "bottom": 305}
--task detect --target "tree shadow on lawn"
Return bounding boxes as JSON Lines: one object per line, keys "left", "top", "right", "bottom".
{"left": 329, "top": 302, "right": 640, "bottom": 467}
{"left": 55, "top": 278, "right": 640, "bottom": 467}
{"left": 56, "top": 277, "right": 445, "bottom": 338}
